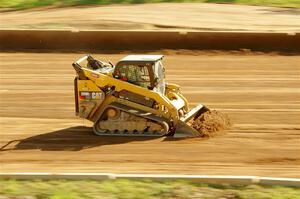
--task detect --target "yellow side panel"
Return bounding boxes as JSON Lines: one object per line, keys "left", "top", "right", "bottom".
{"left": 77, "top": 80, "right": 102, "bottom": 92}
{"left": 76, "top": 80, "right": 105, "bottom": 120}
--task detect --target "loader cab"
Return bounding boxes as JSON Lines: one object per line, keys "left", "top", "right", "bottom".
{"left": 114, "top": 55, "right": 166, "bottom": 94}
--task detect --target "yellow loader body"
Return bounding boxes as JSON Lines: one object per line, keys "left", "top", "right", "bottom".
{"left": 73, "top": 55, "right": 208, "bottom": 137}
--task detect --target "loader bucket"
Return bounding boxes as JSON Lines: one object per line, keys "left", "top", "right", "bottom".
{"left": 174, "top": 104, "right": 209, "bottom": 137}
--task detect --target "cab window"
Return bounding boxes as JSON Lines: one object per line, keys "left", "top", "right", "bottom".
{"left": 114, "top": 64, "right": 151, "bottom": 89}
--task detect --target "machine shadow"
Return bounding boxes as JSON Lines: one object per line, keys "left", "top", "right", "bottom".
{"left": 1, "top": 126, "right": 169, "bottom": 152}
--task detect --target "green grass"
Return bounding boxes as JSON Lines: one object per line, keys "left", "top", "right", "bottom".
{"left": 0, "top": 179, "right": 300, "bottom": 199}
{"left": 0, "top": 0, "right": 299, "bottom": 9}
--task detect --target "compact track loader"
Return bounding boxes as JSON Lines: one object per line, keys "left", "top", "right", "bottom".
{"left": 73, "top": 54, "right": 210, "bottom": 137}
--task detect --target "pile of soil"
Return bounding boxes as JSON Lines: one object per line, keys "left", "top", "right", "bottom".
{"left": 191, "top": 110, "right": 232, "bottom": 137}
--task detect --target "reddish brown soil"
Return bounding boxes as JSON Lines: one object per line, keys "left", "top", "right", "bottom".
{"left": 1, "top": 3, "right": 299, "bottom": 32}
{"left": 0, "top": 53, "right": 299, "bottom": 177}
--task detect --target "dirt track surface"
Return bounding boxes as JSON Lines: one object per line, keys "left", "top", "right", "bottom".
{"left": 0, "top": 52, "right": 300, "bottom": 177}
{"left": 1, "top": 3, "right": 300, "bottom": 32}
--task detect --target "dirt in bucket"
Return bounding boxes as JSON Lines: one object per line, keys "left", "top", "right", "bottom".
{"left": 191, "top": 110, "right": 232, "bottom": 137}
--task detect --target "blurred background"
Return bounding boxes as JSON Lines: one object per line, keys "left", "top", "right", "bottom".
{"left": 1, "top": 0, "right": 299, "bottom": 10}
{"left": 0, "top": 0, "right": 299, "bottom": 32}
